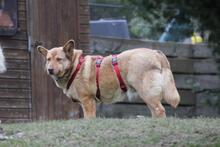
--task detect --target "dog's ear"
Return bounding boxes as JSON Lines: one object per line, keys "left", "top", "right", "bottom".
{"left": 63, "top": 39, "right": 75, "bottom": 57}
{"left": 37, "top": 46, "right": 48, "bottom": 57}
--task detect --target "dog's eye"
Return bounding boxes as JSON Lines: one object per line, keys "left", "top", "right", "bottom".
{"left": 47, "top": 58, "right": 51, "bottom": 61}
{"left": 56, "top": 58, "right": 62, "bottom": 61}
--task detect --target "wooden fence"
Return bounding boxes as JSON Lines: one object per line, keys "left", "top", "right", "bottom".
{"left": 90, "top": 36, "right": 220, "bottom": 118}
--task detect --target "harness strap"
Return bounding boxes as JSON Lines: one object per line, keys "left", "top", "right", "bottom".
{"left": 112, "top": 55, "right": 127, "bottom": 92}
{"left": 66, "top": 56, "right": 84, "bottom": 90}
{"left": 95, "top": 56, "right": 103, "bottom": 99}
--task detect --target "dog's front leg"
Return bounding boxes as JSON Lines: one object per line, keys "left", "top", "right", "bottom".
{"left": 80, "top": 97, "right": 96, "bottom": 119}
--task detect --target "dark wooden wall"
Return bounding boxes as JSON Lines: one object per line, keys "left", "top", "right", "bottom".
{"left": 0, "top": 0, "right": 31, "bottom": 123}
{"left": 28, "top": 0, "right": 90, "bottom": 120}
{"left": 0, "top": 0, "right": 90, "bottom": 123}
{"left": 79, "top": 0, "right": 90, "bottom": 53}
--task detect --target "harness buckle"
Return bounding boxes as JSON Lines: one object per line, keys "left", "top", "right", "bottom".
{"left": 112, "top": 55, "right": 118, "bottom": 66}
{"left": 96, "top": 59, "right": 102, "bottom": 67}
{"left": 96, "top": 57, "right": 103, "bottom": 67}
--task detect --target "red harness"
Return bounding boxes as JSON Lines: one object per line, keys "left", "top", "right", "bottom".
{"left": 111, "top": 55, "right": 127, "bottom": 92}
{"left": 95, "top": 56, "right": 103, "bottom": 99}
{"left": 95, "top": 55, "right": 127, "bottom": 100}
{"left": 66, "top": 55, "right": 127, "bottom": 101}
{"left": 66, "top": 56, "right": 84, "bottom": 90}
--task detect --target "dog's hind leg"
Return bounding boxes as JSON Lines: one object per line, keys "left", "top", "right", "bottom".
{"left": 147, "top": 101, "right": 166, "bottom": 118}
{"left": 131, "top": 70, "right": 166, "bottom": 118}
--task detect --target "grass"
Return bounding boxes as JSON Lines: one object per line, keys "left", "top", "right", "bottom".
{"left": 0, "top": 117, "right": 220, "bottom": 147}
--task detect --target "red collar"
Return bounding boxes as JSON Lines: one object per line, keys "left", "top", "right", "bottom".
{"left": 66, "top": 56, "right": 84, "bottom": 90}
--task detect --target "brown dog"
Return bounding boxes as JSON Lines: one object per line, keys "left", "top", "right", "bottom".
{"left": 37, "top": 39, "right": 180, "bottom": 119}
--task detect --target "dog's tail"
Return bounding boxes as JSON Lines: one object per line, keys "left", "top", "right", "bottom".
{"left": 0, "top": 45, "right": 6, "bottom": 73}
{"left": 158, "top": 50, "right": 180, "bottom": 108}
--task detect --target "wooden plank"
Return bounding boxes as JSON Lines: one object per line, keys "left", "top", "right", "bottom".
{"left": 79, "top": 43, "right": 90, "bottom": 53}
{"left": 0, "top": 108, "right": 30, "bottom": 118}
{"left": 80, "top": 5, "right": 89, "bottom": 15}
{"left": 18, "top": 2, "right": 26, "bottom": 11}
{"left": 7, "top": 31, "right": 27, "bottom": 41}
{"left": 0, "top": 118, "right": 31, "bottom": 123}
{"left": 1, "top": 40, "right": 27, "bottom": 50}
{"left": 80, "top": 24, "right": 90, "bottom": 34}
{"left": 6, "top": 59, "right": 30, "bottom": 70}
{"left": 4, "top": 49, "right": 29, "bottom": 60}
{"left": 80, "top": 34, "right": 89, "bottom": 43}
{"left": 97, "top": 104, "right": 196, "bottom": 118}
{"left": 18, "top": 10, "right": 26, "bottom": 18}
{"left": 178, "top": 90, "right": 196, "bottom": 105}
{"left": 0, "top": 70, "right": 30, "bottom": 79}
{"left": 193, "top": 59, "right": 219, "bottom": 74}
{"left": 193, "top": 45, "right": 214, "bottom": 58}
{"left": 121, "top": 90, "right": 196, "bottom": 106}
{"left": 174, "top": 74, "right": 220, "bottom": 90}
{"left": 193, "top": 75, "right": 220, "bottom": 90}
{"left": 80, "top": 15, "right": 90, "bottom": 25}
{"left": 0, "top": 79, "right": 30, "bottom": 89}
{"left": 196, "top": 90, "right": 220, "bottom": 107}
{"left": 169, "top": 58, "right": 194, "bottom": 74}
{"left": 18, "top": 20, "right": 27, "bottom": 31}
{"left": 19, "top": 0, "right": 26, "bottom": 3}
{"left": 0, "top": 89, "right": 30, "bottom": 99}
{"left": 90, "top": 37, "right": 215, "bottom": 58}
{"left": 18, "top": 15, "right": 26, "bottom": 22}
{"left": 18, "top": 0, "right": 26, "bottom": 5}
{"left": 0, "top": 99, "right": 30, "bottom": 109}
{"left": 169, "top": 58, "right": 219, "bottom": 74}
{"left": 18, "top": 11, "right": 26, "bottom": 21}
{"left": 80, "top": 0, "right": 89, "bottom": 5}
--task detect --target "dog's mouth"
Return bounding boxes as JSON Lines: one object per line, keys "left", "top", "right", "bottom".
{"left": 57, "top": 71, "right": 66, "bottom": 78}
{"left": 47, "top": 69, "right": 61, "bottom": 76}
{"left": 48, "top": 69, "right": 67, "bottom": 79}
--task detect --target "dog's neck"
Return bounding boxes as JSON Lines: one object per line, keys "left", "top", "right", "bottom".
{"left": 52, "top": 49, "right": 83, "bottom": 90}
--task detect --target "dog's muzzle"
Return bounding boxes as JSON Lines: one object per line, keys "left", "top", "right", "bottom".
{"left": 48, "top": 69, "right": 54, "bottom": 75}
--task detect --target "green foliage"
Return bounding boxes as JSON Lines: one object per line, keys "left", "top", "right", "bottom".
{"left": 90, "top": 0, "right": 168, "bottom": 40}
{"left": 91, "top": 0, "right": 220, "bottom": 52}
{"left": 129, "top": 13, "right": 166, "bottom": 39}
{"left": 124, "top": 0, "right": 220, "bottom": 53}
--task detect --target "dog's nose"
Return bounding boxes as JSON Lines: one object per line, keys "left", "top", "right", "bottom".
{"left": 48, "top": 69, "right": 54, "bottom": 75}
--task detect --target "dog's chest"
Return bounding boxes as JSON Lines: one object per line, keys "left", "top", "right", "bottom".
{"left": 63, "top": 87, "right": 80, "bottom": 101}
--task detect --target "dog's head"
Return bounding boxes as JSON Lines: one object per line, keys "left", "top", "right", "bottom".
{"left": 37, "top": 40, "right": 75, "bottom": 78}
